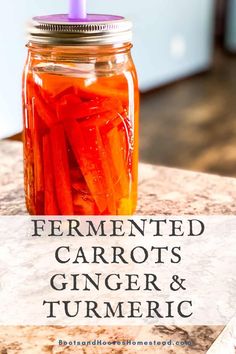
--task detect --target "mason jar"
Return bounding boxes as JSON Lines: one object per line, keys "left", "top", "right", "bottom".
{"left": 22, "top": 14, "right": 139, "bottom": 215}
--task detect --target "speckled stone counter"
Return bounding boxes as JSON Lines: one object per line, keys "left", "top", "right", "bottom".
{"left": 1, "top": 139, "right": 236, "bottom": 353}
{"left": 0, "top": 325, "right": 223, "bottom": 354}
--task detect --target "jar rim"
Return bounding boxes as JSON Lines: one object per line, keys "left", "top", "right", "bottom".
{"left": 27, "top": 14, "right": 133, "bottom": 46}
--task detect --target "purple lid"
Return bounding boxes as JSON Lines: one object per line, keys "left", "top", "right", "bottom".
{"left": 34, "top": 14, "right": 124, "bottom": 24}
{"left": 34, "top": 0, "right": 123, "bottom": 23}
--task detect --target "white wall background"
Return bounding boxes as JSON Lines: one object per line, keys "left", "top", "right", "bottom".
{"left": 0, "top": 0, "right": 65, "bottom": 139}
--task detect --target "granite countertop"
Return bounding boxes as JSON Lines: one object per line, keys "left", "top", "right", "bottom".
{"left": 1, "top": 139, "right": 236, "bottom": 353}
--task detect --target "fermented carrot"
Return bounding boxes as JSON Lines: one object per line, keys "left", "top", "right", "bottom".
{"left": 105, "top": 125, "right": 130, "bottom": 197}
{"left": 57, "top": 95, "right": 123, "bottom": 122}
{"left": 34, "top": 85, "right": 57, "bottom": 127}
{"left": 50, "top": 124, "right": 74, "bottom": 215}
{"left": 65, "top": 119, "right": 116, "bottom": 214}
{"left": 32, "top": 109, "right": 44, "bottom": 213}
{"left": 42, "top": 134, "right": 59, "bottom": 215}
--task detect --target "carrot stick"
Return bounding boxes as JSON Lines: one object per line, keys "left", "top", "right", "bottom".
{"left": 35, "top": 72, "right": 77, "bottom": 98}
{"left": 36, "top": 70, "right": 127, "bottom": 100}
{"left": 42, "top": 134, "right": 59, "bottom": 215}
{"left": 71, "top": 175, "right": 98, "bottom": 214}
{"left": 23, "top": 75, "right": 37, "bottom": 212}
{"left": 32, "top": 109, "right": 44, "bottom": 213}
{"left": 105, "top": 125, "right": 130, "bottom": 198}
{"left": 34, "top": 85, "right": 57, "bottom": 128}
{"left": 72, "top": 76, "right": 129, "bottom": 103}
{"left": 57, "top": 96, "right": 123, "bottom": 122}
{"left": 50, "top": 124, "right": 74, "bottom": 215}
{"left": 64, "top": 120, "right": 116, "bottom": 214}
{"left": 73, "top": 191, "right": 98, "bottom": 215}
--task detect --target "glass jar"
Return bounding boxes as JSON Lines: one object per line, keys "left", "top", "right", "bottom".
{"left": 22, "top": 14, "right": 139, "bottom": 216}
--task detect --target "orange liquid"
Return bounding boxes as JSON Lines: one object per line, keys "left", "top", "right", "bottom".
{"left": 23, "top": 56, "right": 139, "bottom": 215}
